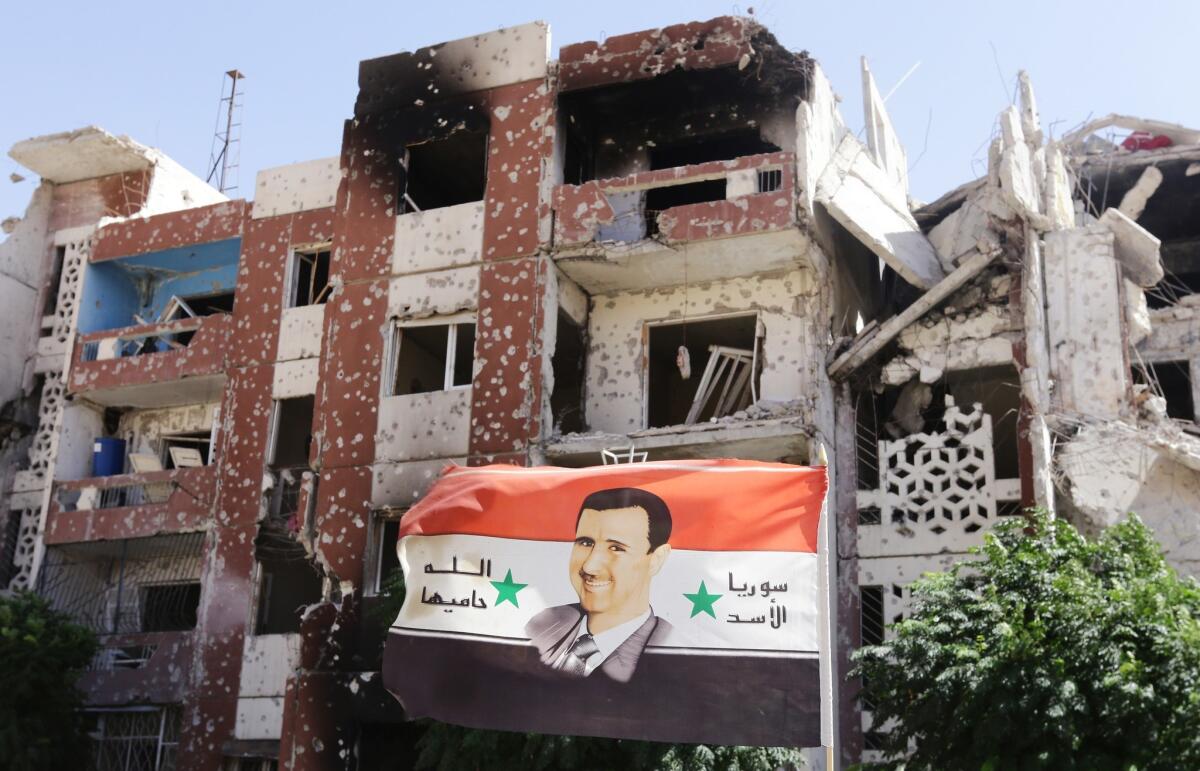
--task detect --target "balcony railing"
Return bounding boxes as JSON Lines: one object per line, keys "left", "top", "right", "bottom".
{"left": 78, "top": 316, "right": 206, "bottom": 362}
{"left": 69, "top": 314, "right": 231, "bottom": 401}
{"left": 48, "top": 466, "right": 215, "bottom": 543}
{"left": 552, "top": 151, "right": 796, "bottom": 249}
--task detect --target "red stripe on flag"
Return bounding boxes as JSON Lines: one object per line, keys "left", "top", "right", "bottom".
{"left": 398, "top": 460, "right": 825, "bottom": 553}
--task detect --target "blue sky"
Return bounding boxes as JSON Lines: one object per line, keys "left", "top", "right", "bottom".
{"left": 3, "top": 0, "right": 1199, "bottom": 224}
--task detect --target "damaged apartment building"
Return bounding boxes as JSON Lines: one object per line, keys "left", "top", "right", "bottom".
{"left": 0, "top": 15, "right": 1197, "bottom": 770}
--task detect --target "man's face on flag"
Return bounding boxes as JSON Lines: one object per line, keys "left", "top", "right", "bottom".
{"left": 570, "top": 505, "right": 669, "bottom": 620}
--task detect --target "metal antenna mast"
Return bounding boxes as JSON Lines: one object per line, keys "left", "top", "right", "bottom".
{"left": 206, "top": 69, "right": 245, "bottom": 195}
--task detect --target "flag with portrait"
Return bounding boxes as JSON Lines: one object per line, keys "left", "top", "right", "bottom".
{"left": 383, "top": 459, "right": 827, "bottom": 747}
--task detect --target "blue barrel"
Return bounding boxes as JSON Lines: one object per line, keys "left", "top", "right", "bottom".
{"left": 92, "top": 437, "right": 126, "bottom": 477}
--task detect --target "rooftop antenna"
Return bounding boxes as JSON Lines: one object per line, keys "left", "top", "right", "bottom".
{"left": 206, "top": 69, "right": 245, "bottom": 195}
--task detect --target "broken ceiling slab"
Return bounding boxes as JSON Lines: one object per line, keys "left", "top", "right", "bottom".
{"left": 860, "top": 57, "right": 908, "bottom": 196}
{"left": 828, "top": 246, "right": 1001, "bottom": 381}
{"left": 1098, "top": 207, "right": 1163, "bottom": 287}
{"left": 1062, "top": 114, "right": 1200, "bottom": 152}
{"left": 9, "top": 126, "right": 155, "bottom": 184}
{"left": 817, "top": 135, "right": 943, "bottom": 288}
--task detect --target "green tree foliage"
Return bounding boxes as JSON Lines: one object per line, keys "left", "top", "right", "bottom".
{"left": 375, "top": 569, "right": 804, "bottom": 771}
{"left": 0, "top": 591, "right": 99, "bottom": 771}
{"left": 852, "top": 511, "right": 1200, "bottom": 771}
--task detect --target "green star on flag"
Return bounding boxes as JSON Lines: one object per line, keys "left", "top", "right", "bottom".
{"left": 490, "top": 569, "right": 527, "bottom": 608}
{"left": 683, "top": 580, "right": 722, "bottom": 618}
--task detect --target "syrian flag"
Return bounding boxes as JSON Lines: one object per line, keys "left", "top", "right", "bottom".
{"left": 383, "top": 459, "right": 827, "bottom": 747}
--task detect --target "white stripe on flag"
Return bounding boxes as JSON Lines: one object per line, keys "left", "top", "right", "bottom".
{"left": 395, "top": 534, "right": 819, "bottom": 655}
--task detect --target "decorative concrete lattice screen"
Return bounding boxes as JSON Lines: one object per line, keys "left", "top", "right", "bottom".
{"left": 855, "top": 397, "right": 999, "bottom": 753}
{"left": 858, "top": 396, "right": 997, "bottom": 558}
{"left": 8, "top": 236, "right": 90, "bottom": 592}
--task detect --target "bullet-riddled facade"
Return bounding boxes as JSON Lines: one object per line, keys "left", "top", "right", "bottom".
{"left": 2, "top": 17, "right": 1199, "bottom": 770}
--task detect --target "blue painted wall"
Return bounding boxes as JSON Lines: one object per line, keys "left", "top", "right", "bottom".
{"left": 77, "top": 262, "right": 140, "bottom": 334}
{"left": 76, "top": 238, "right": 241, "bottom": 333}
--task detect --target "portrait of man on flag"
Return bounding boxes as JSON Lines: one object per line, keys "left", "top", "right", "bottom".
{"left": 525, "top": 487, "right": 676, "bottom": 682}
{"left": 383, "top": 460, "right": 827, "bottom": 747}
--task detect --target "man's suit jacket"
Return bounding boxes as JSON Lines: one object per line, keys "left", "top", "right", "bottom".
{"left": 524, "top": 603, "right": 673, "bottom": 683}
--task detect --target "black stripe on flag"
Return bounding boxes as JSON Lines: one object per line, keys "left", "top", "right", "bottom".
{"left": 385, "top": 631, "right": 820, "bottom": 747}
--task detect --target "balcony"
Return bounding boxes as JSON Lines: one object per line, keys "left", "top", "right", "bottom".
{"left": 47, "top": 465, "right": 215, "bottom": 543}
{"left": 79, "top": 631, "right": 196, "bottom": 706}
{"left": 551, "top": 152, "right": 803, "bottom": 293}
{"left": 69, "top": 314, "right": 231, "bottom": 407}
{"left": 544, "top": 408, "right": 814, "bottom": 468}
{"left": 38, "top": 533, "right": 204, "bottom": 705}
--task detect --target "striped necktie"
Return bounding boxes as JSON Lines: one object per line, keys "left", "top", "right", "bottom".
{"left": 559, "top": 633, "right": 599, "bottom": 677}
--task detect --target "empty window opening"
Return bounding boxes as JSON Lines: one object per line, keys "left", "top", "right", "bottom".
{"left": 372, "top": 515, "right": 403, "bottom": 595}
{"left": 255, "top": 550, "right": 323, "bottom": 635}
{"left": 160, "top": 431, "right": 211, "bottom": 468}
{"left": 550, "top": 311, "right": 587, "bottom": 434}
{"left": 139, "top": 582, "right": 201, "bottom": 632}
{"left": 269, "top": 396, "right": 314, "bottom": 469}
{"left": 289, "top": 246, "right": 332, "bottom": 308}
{"left": 43, "top": 245, "right": 66, "bottom": 315}
{"left": 646, "top": 315, "right": 760, "bottom": 429}
{"left": 1134, "top": 360, "right": 1194, "bottom": 421}
{"left": 390, "top": 321, "right": 475, "bottom": 396}
{"left": 644, "top": 179, "right": 727, "bottom": 237}
{"left": 400, "top": 131, "right": 488, "bottom": 213}
{"left": 85, "top": 706, "right": 181, "bottom": 771}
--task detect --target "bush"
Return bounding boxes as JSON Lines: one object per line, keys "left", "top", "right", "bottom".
{"left": 377, "top": 569, "right": 805, "bottom": 770}
{"left": 0, "top": 591, "right": 98, "bottom": 771}
{"left": 852, "top": 511, "right": 1200, "bottom": 771}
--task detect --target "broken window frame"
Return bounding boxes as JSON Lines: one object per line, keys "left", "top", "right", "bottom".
{"left": 641, "top": 311, "right": 763, "bottom": 430}
{"left": 385, "top": 313, "right": 477, "bottom": 397}
{"left": 159, "top": 431, "right": 213, "bottom": 469}
{"left": 368, "top": 508, "right": 406, "bottom": 596}
{"left": 285, "top": 243, "right": 333, "bottom": 309}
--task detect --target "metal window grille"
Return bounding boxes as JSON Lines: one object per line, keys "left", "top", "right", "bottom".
{"left": 857, "top": 506, "right": 882, "bottom": 526}
{"left": 37, "top": 533, "right": 204, "bottom": 636}
{"left": 860, "top": 585, "right": 885, "bottom": 646}
{"left": 757, "top": 168, "right": 783, "bottom": 193}
{"left": 87, "top": 706, "right": 181, "bottom": 771}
